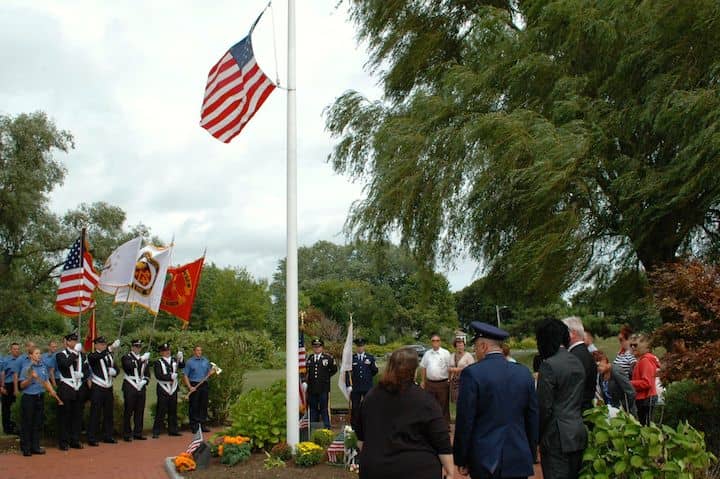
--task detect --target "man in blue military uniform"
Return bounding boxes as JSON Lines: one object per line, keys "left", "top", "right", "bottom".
{"left": 304, "top": 338, "right": 337, "bottom": 429}
{"left": 454, "top": 322, "right": 539, "bottom": 479}
{"left": 1, "top": 342, "right": 22, "bottom": 434}
{"left": 182, "top": 345, "right": 213, "bottom": 433}
{"left": 346, "top": 338, "right": 378, "bottom": 430}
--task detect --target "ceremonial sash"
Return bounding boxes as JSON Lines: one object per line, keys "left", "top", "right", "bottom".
{"left": 91, "top": 353, "right": 113, "bottom": 389}
{"left": 157, "top": 357, "right": 178, "bottom": 395}
{"left": 59, "top": 350, "right": 82, "bottom": 391}
{"left": 123, "top": 354, "right": 146, "bottom": 392}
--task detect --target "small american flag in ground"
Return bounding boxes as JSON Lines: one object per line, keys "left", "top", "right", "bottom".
{"left": 186, "top": 426, "right": 204, "bottom": 455}
{"left": 326, "top": 433, "right": 345, "bottom": 463}
{"left": 200, "top": 13, "right": 276, "bottom": 143}
{"left": 299, "top": 412, "right": 309, "bottom": 430}
{"left": 55, "top": 232, "right": 99, "bottom": 316}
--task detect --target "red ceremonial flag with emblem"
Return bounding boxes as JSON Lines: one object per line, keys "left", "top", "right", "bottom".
{"left": 84, "top": 309, "right": 98, "bottom": 352}
{"left": 160, "top": 256, "right": 205, "bottom": 326}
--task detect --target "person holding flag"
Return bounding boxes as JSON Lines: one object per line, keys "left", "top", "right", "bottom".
{"left": 152, "top": 342, "right": 185, "bottom": 438}
{"left": 182, "top": 345, "right": 213, "bottom": 434}
{"left": 55, "top": 332, "right": 86, "bottom": 450}
{"left": 121, "top": 339, "right": 151, "bottom": 442}
{"left": 87, "top": 336, "right": 121, "bottom": 446}
{"left": 346, "top": 338, "right": 378, "bottom": 430}
{"left": 304, "top": 338, "right": 337, "bottom": 429}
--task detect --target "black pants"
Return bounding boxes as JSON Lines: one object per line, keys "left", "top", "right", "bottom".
{"left": 308, "top": 391, "right": 330, "bottom": 428}
{"left": 20, "top": 393, "right": 44, "bottom": 453}
{"left": 57, "top": 383, "right": 83, "bottom": 447}
{"left": 637, "top": 396, "right": 658, "bottom": 426}
{"left": 122, "top": 382, "right": 146, "bottom": 437}
{"left": 1, "top": 383, "right": 17, "bottom": 433}
{"left": 153, "top": 388, "right": 178, "bottom": 435}
{"left": 188, "top": 381, "right": 209, "bottom": 433}
{"left": 350, "top": 390, "right": 369, "bottom": 430}
{"left": 540, "top": 446, "right": 583, "bottom": 479}
{"left": 88, "top": 386, "right": 114, "bottom": 442}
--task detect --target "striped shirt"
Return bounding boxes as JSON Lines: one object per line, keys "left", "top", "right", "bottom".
{"left": 613, "top": 349, "right": 636, "bottom": 380}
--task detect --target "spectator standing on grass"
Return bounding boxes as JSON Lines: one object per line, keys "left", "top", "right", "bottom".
{"left": 592, "top": 350, "right": 637, "bottom": 417}
{"left": 420, "top": 333, "right": 452, "bottom": 426}
{"left": 584, "top": 331, "right": 598, "bottom": 353}
{"left": 629, "top": 333, "right": 660, "bottom": 426}
{"left": 357, "top": 347, "right": 454, "bottom": 479}
{"left": 454, "top": 322, "right": 538, "bottom": 479}
{"left": 536, "top": 318, "right": 587, "bottom": 479}
{"left": 449, "top": 336, "right": 474, "bottom": 404}
{"left": 562, "top": 316, "right": 597, "bottom": 412}
{"left": 613, "top": 325, "right": 637, "bottom": 380}
{"left": 1, "top": 342, "right": 22, "bottom": 434}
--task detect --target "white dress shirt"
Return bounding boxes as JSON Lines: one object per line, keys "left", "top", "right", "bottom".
{"left": 420, "top": 347, "right": 451, "bottom": 380}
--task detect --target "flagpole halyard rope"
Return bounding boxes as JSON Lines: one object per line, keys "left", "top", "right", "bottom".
{"left": 269, "top": 1, "right": 281, "bottom": 87}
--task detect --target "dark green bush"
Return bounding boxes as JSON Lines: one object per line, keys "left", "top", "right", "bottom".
{"left": 659, "top": 380, "right": 720, "bottom": 458}
{"left": 226, "top": 380, "right": 286, "bottom": 449}
{"left": 220, "top": 442, "right": 252, "bottom": 466}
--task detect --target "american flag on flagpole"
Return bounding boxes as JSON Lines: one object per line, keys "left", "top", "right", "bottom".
{"left": 186, "top": 426, "right": 204, "bottom": 455}
{"left": 200, "top": 11, "right": 276, "bottom": 143}
{"left": 55, "top": 231, "right": 99, "bottom": 316}
{"left": 298, "top": 330, "right": 306, "bottom": 373}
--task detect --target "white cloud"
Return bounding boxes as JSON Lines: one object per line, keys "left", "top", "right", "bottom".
{"left": 0, "top": 0, "right": 477, "bottom": 290}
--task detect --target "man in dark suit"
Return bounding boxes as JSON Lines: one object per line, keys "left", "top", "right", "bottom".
{"left": 346, "top": 338, "right": 378, "bottom": 430}
{"left": 454, "top": 322, "right": 539, "bottom": 479}
{"left": 304, "top": 338, "right": 337, "bottom": 429}
{"left": 536, "top": 318, "right": 588, "bottom": 479}
{"left": 562, "top": 316, "right": 597, "bottom": 411}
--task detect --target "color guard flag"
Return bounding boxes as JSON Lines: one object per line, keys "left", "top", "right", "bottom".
{"left": 338, "top": 320, "right": 354, "bottom": 401}
{"left": 200, "top": 12, "right": 276, "bottom": 143}
{"left": 98, "top": 237, "right": 142, "bottom": 294}
{"left": 160, "top": 256, "right": 205, "bottom": 325}
{"left": 83, "top": 309, "right": 98, "bottom": 352}
{"left": 55, "top": 230, "right": 99, "bottom": 316}
{"left": 114, "top": 245, "right": 172, "bottom": 314}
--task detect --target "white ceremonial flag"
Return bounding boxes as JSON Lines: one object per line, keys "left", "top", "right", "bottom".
{"left": 338, "top": 319, "right": 354, "bottom": 401}
{"left": 98, "top": 237, "right": 142, "bottom": 294}
{"left": 113, "top": 244, "right": 172, "bottom": 314}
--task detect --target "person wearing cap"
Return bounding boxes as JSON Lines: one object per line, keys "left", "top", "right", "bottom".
{"left": 182, "top": 345, "right": 212, "bottom": 434}
{"left": 152, "top": 342, "right": 185, "bottom": 438}
{"left": 454, "top": 322, "right": 539, "bottom": 479}
{"left": 535, "top": 318, "right": 587, "bottom": 479}
{"left": 87, "top": 336, "right": 121, "bottom": 446}
{"left": 121, "top": 339, "right": 151, "bottom": 441}
{"left": 18, "top": 346, "right": 63, "bottom": 456}
{"left": 55, "top": 332, "right": 86, "bottom": 450}
{"left": 346, "top": 338, "right": 378, "bottom": 429}
{"left": 1, "top": 342, "right": 22, "bottom": 435}
{"left": 420, "top": 333, "right": 453, "bottom": 426}
{"left": 305, "top": 338, "right": 337, "bottom": 429}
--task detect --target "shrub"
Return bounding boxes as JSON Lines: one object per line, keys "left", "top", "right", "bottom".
{"left": 311, "top": 428, "right": 335, "bottom": 448}
{"left": 295, "top": 441, "right": 324, "bottom": 467}
{"left": 659, "top": 380, "right": 720, "bottom": 458}
{"left": 220, "top": 442, "right": 252, "bottom": 466}
{"left": 226, "top": 380, "right": 286, "bottom": 449}
{"left": 264, "top": 451, "right": 287, "bottom": 469}
{"left": 270, "top": 441, "right": 293, "bottom": 461}
{"left": 581, "top": 405, "right": 716, "bottom": 478}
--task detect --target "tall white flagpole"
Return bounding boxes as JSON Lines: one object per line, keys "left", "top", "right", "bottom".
{"left": 285, "top": 0, "right": 300, "bottom": 447}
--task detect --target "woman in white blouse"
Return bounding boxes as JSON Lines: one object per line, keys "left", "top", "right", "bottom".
{"left": 449, "top": 337, "right": 475, "bottom": 403}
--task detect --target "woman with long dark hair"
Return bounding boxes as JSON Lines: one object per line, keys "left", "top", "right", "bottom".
{"left": 356, "top": 347, "right": 454, "bottom": 479}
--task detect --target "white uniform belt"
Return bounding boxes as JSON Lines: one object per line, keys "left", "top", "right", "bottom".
{"left": 157, "top": 379, "right": 177, "bottom": 395}
{"left": 91, "top": 374, "right": 112, "bottom": 389}
{"left": 123, "top": 375, "right": 145, "bottom": 392}
{"left": 60, "top": 376, "right": 82, "bottom": 391}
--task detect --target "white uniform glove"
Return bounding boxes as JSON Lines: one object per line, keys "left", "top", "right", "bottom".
{"left": 346, "top": 386, "right": 353, "bottom": 393}
{"left": 141, "top": 352, "right": 151, "bottom": 362}
{"left": 171, "top": 372, "right": 178, "bottom": 380}
{"left": 140, "top": 378, "right": 148, "bottom": 387}
{"left": 73, "top": 343, "right": 83, "bottom": 353}
{"left": 176, "top": 351, "right": 184, "bottom": 362}
{"left": 108, "top": 367, "right": 117, "bottom": 377}
{"left": 111, "top": 339, "right": 121, "bottom": 350}
{"left": 72, "top": 371, "right": 84, "bottom": 380}
{"left": 301, "top": 382, "right": 308, "bottom": 392}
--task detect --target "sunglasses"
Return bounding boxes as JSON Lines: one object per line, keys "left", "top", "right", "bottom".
{"left": 431, "top": 339, "right": 441, "bottom": 342}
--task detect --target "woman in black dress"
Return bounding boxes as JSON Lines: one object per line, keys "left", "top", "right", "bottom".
{"left": 356, "top": 347, "right": 454, "bottom": 479}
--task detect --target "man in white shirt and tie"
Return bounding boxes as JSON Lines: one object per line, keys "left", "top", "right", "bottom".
{"left": 420, "top": 333, "right": 452, "bottom": 426}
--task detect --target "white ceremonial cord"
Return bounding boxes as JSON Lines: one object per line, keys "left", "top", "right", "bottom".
{"left": 269, "top": 1, "right": 281, "bottom": 88}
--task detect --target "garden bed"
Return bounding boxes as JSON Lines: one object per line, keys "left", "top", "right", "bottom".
{"left": 184, "top": 452, "right": 355, "bottom": 479}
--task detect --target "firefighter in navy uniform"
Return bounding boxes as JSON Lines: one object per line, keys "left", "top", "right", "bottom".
{"left": 55, "top": 332, "right": 86, "bottom": 450}
{"left": 304, "top": 338, "right": 337, "bottom": 429}
{"left": 121, "top": 339, "right": 151, "bottom": 441}
{"left": 87, "top": 336, "right": 121, "bottom": 446}
{"left": 346, "top": 338, "right": 378, "bottom": 429}
{"left": 152, "top": 342, "right": 185, "bottom": 438}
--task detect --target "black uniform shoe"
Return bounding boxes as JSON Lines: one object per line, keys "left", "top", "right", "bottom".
{"left": 70, "top": 443, "right": 84, "bottom": 449}
{"left": 22, "top": 451, "right": 32, "bottom": 457}
{"left": 201, "top": 426, "right": 211, "bottom": 433}
{"left": 87, "top": 441, "right": 99, "bottom": 447}
{"left": 59, "top": 444, "right": 69, "bottom": 451}
{"left": 31, "top": 448, "right": 46, "bottom": 455}
{"left": 134, "top": 435, "right": 147, "bottom": 440}
{"left": 168, "top": 432, "right": 182, "bottom": 436}
{"left": 152, "top": 433, "right": 159, "bottom": 439}
{"left": 123, "top": 436, "right": 132, "bottom": 442}
{"left": 103, "top": 438, "right": 117, "bottom": 444}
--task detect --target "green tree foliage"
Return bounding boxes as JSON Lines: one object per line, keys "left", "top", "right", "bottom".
{"left": 326, "top": 1, "right": 720, "bottom": 302}
{"left": 270, "top": 241, "right": 457, "bottom": 340}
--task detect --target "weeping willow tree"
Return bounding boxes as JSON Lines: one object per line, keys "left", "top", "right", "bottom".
{"left": 326, "top": 0, "right": 720, "bottom": 301}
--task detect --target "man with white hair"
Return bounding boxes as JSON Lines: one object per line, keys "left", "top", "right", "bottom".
{"left": 562, "top": 316, "right": 597, "bottom": 411}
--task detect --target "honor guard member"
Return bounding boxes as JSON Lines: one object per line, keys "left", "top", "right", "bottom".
{"left": 87, "top": 336, "right": 121, "bottom": 446}
{"left": 55, "top": 332, "right": 86, "bottom": 450}
{"left": 152, "top": 342, "right": 185, "bottom": 438}
{"left": 1, "top": 342, "right": 22, "bottom": 434}
{"left": 182, "top": 345, "right": 212, "bottom": 433}
{"left": 18, "top": 347, "right": 63, "bottom": 456}
{"left": 454, "top": 322, "right": 539, "bottom": 479}
{"left": 346, "top": 338, "right": 378, "bottom": 430}
{"left": 121, "top": 339, "right": 151, "bottom": 441}
{"left": 305, "top": 338, "right": 337, "bottom": 429}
